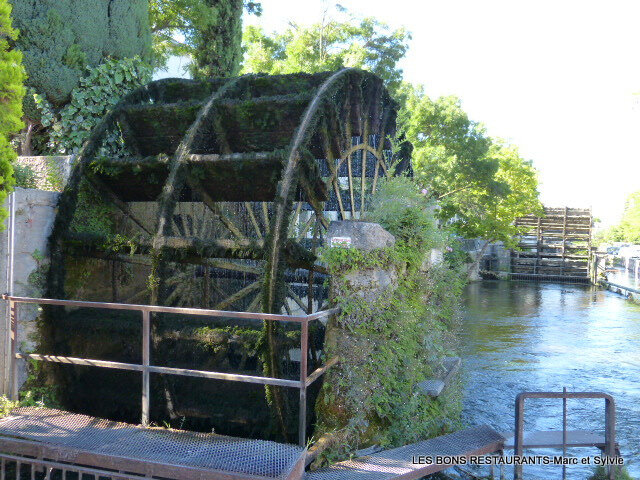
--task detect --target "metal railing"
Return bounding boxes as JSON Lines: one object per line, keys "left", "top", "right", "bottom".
{"left": 0, "top": 452, "right": 146, "bottom": 480}
{"left": 514, "top": 390, "right": 617, "bottom": 480}
{"left": 3, "top": 295, "right": 340, "bottom": 446}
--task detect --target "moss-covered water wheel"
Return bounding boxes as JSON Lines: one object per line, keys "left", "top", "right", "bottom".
{"left": 45, "top": 69, "right": 403, "bottom": 440}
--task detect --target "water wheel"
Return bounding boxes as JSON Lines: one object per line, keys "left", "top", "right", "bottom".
{"left": 44, "top": 69, "right": 405, "bottom": 438}
{"left": 47, "top": 69, "right": 403, "bottom": 314}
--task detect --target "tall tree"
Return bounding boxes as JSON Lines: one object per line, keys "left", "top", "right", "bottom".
{"left": 0, "top": 0, "right": 25, "bottom": 222}
{"left": 150, "top": 0, "right": 261, "bottom": 75}
{"left": 401, "top": 86, "right": 499, "bottom": 201}
{"left": 11, "top": 0, "right": 151, "bottom": 153}
{"left": 403, "top": 86, "right": 541, "bottom": 259}
{"left": 619, "top": 191, "right": 640, "bottom": 243}
{"left": 241, "top": 11, "right": 409, "bottom": 95}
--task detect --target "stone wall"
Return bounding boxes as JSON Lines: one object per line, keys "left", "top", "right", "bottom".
{"left": 0, "top": 188, "right": 60, "bottom": 394}
{"left": 16, "top": 156, "right": 73, "bottom": 191}
{"left": 315, "top": 221, "right": 398, "bottom": 450}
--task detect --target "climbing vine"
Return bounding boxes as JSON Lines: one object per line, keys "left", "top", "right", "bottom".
{"left": 314, "top": 177, "right": 466, "bottom": 463}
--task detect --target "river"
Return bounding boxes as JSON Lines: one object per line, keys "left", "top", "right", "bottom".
{"left": 461, "top": 281, "right": 640, "bottom": 479}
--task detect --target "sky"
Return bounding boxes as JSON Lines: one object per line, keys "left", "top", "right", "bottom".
{"left": 162, "top": 0, "right": 640, "bottom": 226}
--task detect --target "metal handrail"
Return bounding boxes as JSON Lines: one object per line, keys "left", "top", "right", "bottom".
{"left": 514, "top": 390, "right": 616, "bottom": 480}
{"left": 3, "top": 294, "right": 340, "bottom": 446}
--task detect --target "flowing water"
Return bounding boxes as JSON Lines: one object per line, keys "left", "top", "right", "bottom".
{"left": 461, "top": 281, "right": 640, "bottom": 479}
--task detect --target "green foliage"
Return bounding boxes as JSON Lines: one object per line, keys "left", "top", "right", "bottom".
{"left": 12, "top": 0, "right": 151, "bottom": 112}
{"left": 600, "top": 191, "right": 640, "bottom": 244}
{"left": 402, "top": 85, "right": 542, "bottom": 246}
{"left": 368, "top": 176, "right": 445, "bottom": 264}
{"left": 190, "top": 0, "right": 243, "bottom": 78}
{"left": 315, "top": 177, "right": 465, "bottom": 459}
{"left": 588, "top": 466, "right": 634, "bottom": 480}
{"left": 12, "top": 163, "right": 36, "bottom": 188}
{"left": 69, "top": 181, "right": 115, "bottom": 236}
{"left": 33, "top": 56, "right": 152, "bottom": 154}
{"left": 241, "top": 8, "right": 409, "bottom": 95}
{"left": 0, "top": 0, "right": 25, "bottom": 226}
{"left": 0, "top": 358, "right": 61, "bottom": 418}
{"left": 150, "top": 0, "right": 260, "bottom": 73}
{"left": 0, "top": 395, "right": 17, "bottom": 416}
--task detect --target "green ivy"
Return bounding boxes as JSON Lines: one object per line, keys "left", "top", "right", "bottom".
{"left": 314, "top": 177, "right": 466, "bottom": 462}
{"left": 33, "top": 56, "right": 152, "bottom": 155}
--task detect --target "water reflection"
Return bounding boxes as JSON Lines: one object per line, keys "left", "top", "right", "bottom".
{"left": 461, "top": 281, "right": 640, "bottom": 479}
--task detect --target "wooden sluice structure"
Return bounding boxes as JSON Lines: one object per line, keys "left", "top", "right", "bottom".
{"left": 511, "top": 207, "right": 593, "bottom": 282}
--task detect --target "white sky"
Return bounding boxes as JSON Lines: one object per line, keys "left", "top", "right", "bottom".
{"left": 162, "top": 0, "right": 640, "bottom": 226}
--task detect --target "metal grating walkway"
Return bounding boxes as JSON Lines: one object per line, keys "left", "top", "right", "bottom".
{"left": 0, "top": 408, "right": 306, "bottom": 480}
{"left": 306, "top": 425, "right": 504, "bottom": 480}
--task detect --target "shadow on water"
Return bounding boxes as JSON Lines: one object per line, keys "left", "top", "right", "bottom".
{"left": 461, "top": 280, "right": 640, "bottom": 479}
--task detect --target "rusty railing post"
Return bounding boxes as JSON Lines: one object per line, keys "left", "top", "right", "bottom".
{"left": 562, "top": 387, "right": 568, "bottom": 480}
{"left": 514, "top": 393, "right": 524, "bottom": 480}
{"left": 604, "top": 395, "right": 616, "bottom": 480}
{"left": 298, "top": 318, "right": 309, "bottom": 447}
{"left": 9, "top": 301, "right": 17, "bottom": 402}
{"left": 141, "top": 309, "right": 150, "bottom": 426}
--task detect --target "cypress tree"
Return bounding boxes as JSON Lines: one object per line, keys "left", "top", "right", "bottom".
{"left": 11, "top": 0, "right": 151, "bottom": 111}
{"left": 189, "top": 0, "right": 244, "bottom": 78}
{"left": 0, "top": 0, "right": 25, "bottom": 223}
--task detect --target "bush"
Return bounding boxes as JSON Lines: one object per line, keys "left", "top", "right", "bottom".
{"left": 367, "top": 176, "right": 445, "bottom": 265}
{"left": 588, "top": 466, "right": 634, "bottom": 480}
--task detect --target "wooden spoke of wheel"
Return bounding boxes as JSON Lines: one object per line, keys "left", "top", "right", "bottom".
{"left": 261, "top": 202, "right": 270, "bottom": 230}
{"left": 122, "top": 287, "right": 149, "bottom": 304}
{"left": 320, "top": 126, "right": 347, "bottom": 220}
{"left": 296, "top": 214, "right": 316, "bottom": 241}
{"left": 344, "top": 118, "right": 356, "bottom": 218}
{"left": 246, "top": 292, "right": 262, "bottom": 313}
{"left": 289, "top": 201, "right": 304, "bottom": 238}
{"left": 306, "top": 220, "right": 321, "bottom": 314}
{"left": 283, "top": 300, "right": 293, "bottom": 316}
{"left": 214, "top": 280, "right": 261, "bottom": 310}
{"left": 187, "top": 178, "right": 246, "bottom": 241}
{"left": 360, "top": 119, "right": 371, "bottom": 217}
{"left": 84, "top": 173, "right": 153, "bottom": 235}
{"left": 208, "top": 259, "right": 261, "bottom": 275}
{"left": 245, "top": 202, "right": 264, "bottom": 239}
{"left": 286, "top": 286, "right": 307, "bottom": 312}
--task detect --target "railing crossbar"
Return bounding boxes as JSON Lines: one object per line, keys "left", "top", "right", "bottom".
{"left": 514, "top": 390, "right": 616, "bottom": 480}
{"left": 4, "top": 295, "right": 340, "bottom": 446}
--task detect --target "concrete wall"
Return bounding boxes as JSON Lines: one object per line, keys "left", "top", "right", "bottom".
{"left": 0, "top": 188, "right": 60, "bottom": 394}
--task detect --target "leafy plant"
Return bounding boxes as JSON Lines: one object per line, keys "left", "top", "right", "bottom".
{"left": 150, "top": 0, "right": 261, "bottom": 73}
{"left": 33, "top": 56, "right": 152, "bottom": 155}
{"left": 367, "top": 176, "right": 445, "bottom": 265}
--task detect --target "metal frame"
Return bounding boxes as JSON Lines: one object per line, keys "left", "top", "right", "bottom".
{"left": 514, "top": 390, "right": 617, "bottom": 480}
{"left": 2, "top": 294, "right": 340, "bottom": 447}
{"left": 0, "top": 433, "right": 307, "bottom": 480}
